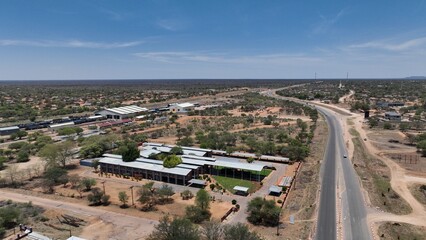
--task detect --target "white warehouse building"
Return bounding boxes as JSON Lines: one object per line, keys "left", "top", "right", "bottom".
{"left": 95, "top": 105, "right": 148, "bottom": 120}
{"left": 169, "top": 102, "right": 195, "bottom": 113}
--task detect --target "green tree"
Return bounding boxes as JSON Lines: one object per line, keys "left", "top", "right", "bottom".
{"left": 170, "top": 146, "right": 183, "bottom": 155}
{"left": 39, "top": 141, "right": 75, "bottom": 168}
{"left": 203, "top": 221, "right": 223, "bottom": 240}
{"left": 16, "top": 150, "right": 30, "bottom": 162}
{"left": 157, "top": 184, "right": 174, "bottom": 202}
{"left": 247, "top": 197, "right": 280, "bottom": 227}
{"left": 185, "top": 205, "right": 211, "bottom": 223}
{"left": 118, "top": 191, "right": 129, "bottom": 207}
{"left": 223, "top": 223, "right": 263, "bottom": 240}
{"left": 121, "top": 140, "right": 139, "bottom": 162}
{"left": 417, "top": 140, "right": 426, "bottom": 157}
{"left": 87, "top": 187, "right": 109, "bottom": 206}
{"left": 163, "top": 155, "right": 182, "bottom": 168}
{"left": 195, "top": 189, "right": 210, "bottom": 211}
{"left": 80, "top": 178, "right": 97, "bottom": 191}
{"left": 147, "top": 215, "right": 200, "bottom": 240}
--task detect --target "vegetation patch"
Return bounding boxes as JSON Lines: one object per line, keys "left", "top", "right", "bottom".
{"left": 408, "top": 184, "right": 426, "bottom": 207}
{"left": 212, "top": 175, "right": 257, "bottom": 194}
{"left": 351, "top": 132, "right": 412, "bottom": 215}
{"left": 377, "top": 222, "right": 426, "bottom": 240}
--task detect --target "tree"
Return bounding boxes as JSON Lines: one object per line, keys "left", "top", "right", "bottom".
{"left": 10, "top": 130, "right": 28, "bottom": 140}
{"left": 39, "top": 141, "right": 75, "bottom": 168}
{"left": 383, "top": 122, "right": 392, "bottom": 130}
{"left": 223, "top": 223, "right": 262, "bottom": 240}
{"left": 170, "top": 146, "right": 183, "bottom": 155}
{"left": 91, "top": 159, "right": 100, "bottom": 171}
{"left": 185, "top": 205, "right": 211, "bottom": 223}
{"left": 157, "top": 184, "right": 174, "bottom": 202}
{"left": 147, "top": 215, "right": 200, "bottom": 240}
{"left": 195, "top": 189, "right": 210, "bottom": 211}
{"left": 247, "top": 197, "right": 280, "bottom": 227}
{"left": 16, "top": 150, "right": 30, "bottom": 162}
{"left": 406, "top": 133, "right": 417, "bottom": 145}
{"left": 121, "top": 140, "right": 139, "bottom": 162}
{"left": 417, "top": 140, "right": 426, "bottom": 157}
{"left": 137, "top": 182, "right": 158, "bottom": 211}
{"left": 80, "top": 178, "right": 97, "bottom": 191}
{"left": 203, "top": 221, "right": 223, "bottom": 240}
{"left": 163, "top": 155, "right": 182, "bottom": 168}
{"left": 181, "top": 190, "right": 194, "bottom": 200}
{"left": 177, "top": 137, "right": 194, "bottom": 147}
{"left": 118, "top": 191, "right": 129, "bottom": 207}
{"left": 246, "top": 157, "right": 254, "bottom": 163}
{"left": 44, "top": 167, "right": 68, "bottom": 184}
{"left": 87, "top": 187, "right": 109, "bottom": 206}
{"left": 68, "top": 174, "right": 81, "bottom": 188}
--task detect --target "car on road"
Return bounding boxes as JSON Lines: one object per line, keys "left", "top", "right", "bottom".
{"left": 343, "top": 155, "right": 347, "bottom": 158}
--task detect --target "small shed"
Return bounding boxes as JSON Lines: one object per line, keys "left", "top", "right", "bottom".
{"left": 188, "top": 179, "right": 207, "bottom": 188}
{"left": 233, "top": 186, "right": 249, "bottom": 196}
{"left": 269, "top": 185, "right": 282, "bottom": 196}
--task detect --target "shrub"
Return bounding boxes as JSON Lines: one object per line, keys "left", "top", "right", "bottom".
{"left": 163, "top": 155, "right": 182, "bottom": 168}
{"left": 232, "top": 199, "right": 237, "bottom": 205}
{"left": 209, "top": 184, "right": 215, "bottom": 191}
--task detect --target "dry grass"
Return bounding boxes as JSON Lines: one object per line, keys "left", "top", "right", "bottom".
{"left": 351, "top": 130, "right": 412, "bottom": 215}
{"left": 408, "top": 183, "right": 426, "bottom": 207}
{"left": 377, "top": 222, "right": 426, "bottom": 240}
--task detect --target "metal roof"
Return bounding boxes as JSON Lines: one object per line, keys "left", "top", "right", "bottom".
{"left": 260, "top": 155, "right": 290, "bottom": 161}
{"left": 49, "top": 121, "right": 75, "bottom": 128}
{"left": 0, "top": 126, "right": 19, "bottom": 131}
{"left": 188, "top": 179, "right": 206, "bottom": 185}
{"left": 136, "top": 158, "right": 200, "bottom": 170}
{"left": 99, "top": 157, "right": 191, "bottom": 176}
{"left": 140, "top": 149, "right": 161, "bottom": 158}
{"left": 181, "top": 155, "right": 216, "bottom": 161}
{"left": 269, "top": 185, "right": 282, "bottom": 194}
{"left": 233, "top": 186, "right": 249, "bottom": 192}
{"left": 103, "top": 153, "right": 122, "bottom": 159}
{"left": 177, "top": 102, "right": 194, "bottom": 108}
{"left": 211, "top": 160, "right": 266, "bottom": 172}
{"left": 103, "top": 105, "right": 148, "bottom": 115}
{"left": 385, "top": 111, "right": 401, "bottom": 116}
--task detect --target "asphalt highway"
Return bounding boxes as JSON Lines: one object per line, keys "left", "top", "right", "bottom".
{"left": 261, "top": 89, "right": 371, "bottom": 240}
{"left": 315, "top": 106, "right": 371, "bottom": 240}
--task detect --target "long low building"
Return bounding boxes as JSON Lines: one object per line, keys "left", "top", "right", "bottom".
{"left": 95, "top": 105, "right": 148, "bottom": 120}
{"left": 0, "top": 126, "right": 19, "bottom": 136}
{"left": 98, "top": 144, "right": 270, "bottom": 185}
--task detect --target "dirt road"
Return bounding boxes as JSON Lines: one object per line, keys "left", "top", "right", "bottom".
{"left": 0, "top": 190, "right": 157, "bottom": 240}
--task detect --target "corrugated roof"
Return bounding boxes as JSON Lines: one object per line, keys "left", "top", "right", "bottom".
{"left": 136, "top": 158, "right": 200, "bottom": 170}
{"left": 88, "top": 115, "right": 104, "bottom": 119}
{"left": 0, "top": 126, "right": 19, "bottom": 131}
{"left": 181, "top": 155, "right": 216, "bottom": 161}
{"left": 99, "top": 157, "right": 191, "bottom": 176}
{"left": 104, "top": 105, "right": 148, "bottom": 115}
{"left": 177, "top": 102, "right": 194, "bottom": 108}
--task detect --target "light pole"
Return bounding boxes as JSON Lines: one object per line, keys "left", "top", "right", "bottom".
{"left": 130, "top": 186, "right": 134, "bottom": 206}
{"left": 276, "top": 210, "right": 281, "bottom": 236}
{"left": 101, "top": 181, "right": 106, "bottom": 194}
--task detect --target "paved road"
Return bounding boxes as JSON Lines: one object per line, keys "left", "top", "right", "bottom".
{"left": 261, "top": 89, "right": 371, "bottom": 240}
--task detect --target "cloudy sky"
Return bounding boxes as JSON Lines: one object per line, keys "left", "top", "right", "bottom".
{"left": 1, "top": 0, "right": 426, "bottom": 80}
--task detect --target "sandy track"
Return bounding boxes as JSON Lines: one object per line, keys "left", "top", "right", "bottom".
{"left": 0, "top": 190, "right": 157, "bottom": 240}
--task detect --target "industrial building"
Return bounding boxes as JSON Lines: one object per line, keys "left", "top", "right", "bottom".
{"left": 95, "top": 105, "right": 148, "bottom": 120}
{"left": 168, "top": 102, "right": 195, "bottom": 113}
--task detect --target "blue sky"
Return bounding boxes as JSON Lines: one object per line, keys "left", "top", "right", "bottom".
{"left": 1, "top": 0, "right": 426, "bottom": 80}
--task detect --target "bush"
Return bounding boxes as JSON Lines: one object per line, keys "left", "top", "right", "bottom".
{"left": 185, "top": 205, "right": 211, "bottom": 223}
{"left": 209, "top": 184, "right": 215, "bottom": 191}
{"left": 277, "top": 200, "right": 283, "bottom": 204}
{"left": 181, "top": 190, "right": 194, "bottom": 200}
{"left": 247, "top": 197, "right": 280, "bottom": 226}
{"left": 232, "top": 199, "right": 237, "bottom": 205}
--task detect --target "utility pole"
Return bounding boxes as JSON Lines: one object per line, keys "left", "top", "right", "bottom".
{"left": 130, "top": 186, "right": 134, "bottom": 206}
{"left": 101, "top": 181, "right": 106, "bottom": 194}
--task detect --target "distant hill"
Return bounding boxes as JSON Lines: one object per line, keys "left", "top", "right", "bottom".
{"left": 405, "top": 76, "right": 426, "bottom": 79}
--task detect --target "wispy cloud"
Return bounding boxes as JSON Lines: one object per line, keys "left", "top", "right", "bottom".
{"left": 133, "top": 51, "right": 322, "bottom": 65}
{"left": 156, "top": 19, "right": 187, "bottom": 31}
{"left": 313, "top": 8, "right": 347, "bottom": 34}
{"left": 99, "top": 8, "right": 125, "bottom": 21}
{"left": 348, "top": 37, "right": 426, "bottom": 51}
{"left": 0, "top": 39, "right": 144, "bottom": 49}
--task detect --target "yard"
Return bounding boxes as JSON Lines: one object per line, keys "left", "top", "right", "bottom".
{"left": 212, "top": 175, "right": 260, "bottom": 194}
